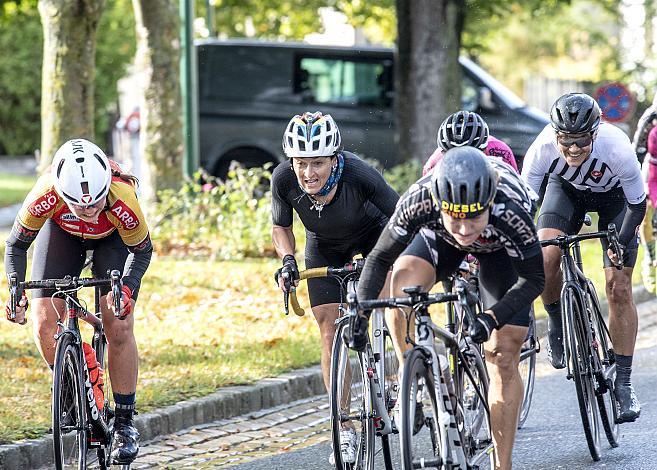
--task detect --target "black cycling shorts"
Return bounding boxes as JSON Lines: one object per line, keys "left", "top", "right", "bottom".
{"left": 31, "top": 220, "right": 139, "bottom": 300}
{"left": 304, "top": 228, "right": 383, "bottom": 307}
{"left": 401, "top": 229, "right": 531, "bottom": 327}
{"left": 537, "top": 174, "right": 638, "bottom": 268}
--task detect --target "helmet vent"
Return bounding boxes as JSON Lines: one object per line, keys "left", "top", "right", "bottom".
{"left": 93, "top": 153, "right": 107, "bottom": 170}
{"left": 75, "top": 157, "right": 85, "bottom": 163}
{"left": 313, "top": 140, "right": 320, "bottom": 151}
{"left": 80, "top": 181, "right": 89, "bottom": 195}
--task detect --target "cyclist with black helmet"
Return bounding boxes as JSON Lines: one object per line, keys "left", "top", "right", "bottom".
{"left": 522, "top": 92, "right": 645, "bottom": 423}
{"left": 423, "top": 110, "right": 518, "bottom": 175}
{"left": 349, "top": 147, "right": 545, "bottom": 470}
{"left": 4, "top": 138, "right": 152, "bottom": 464}
{"left": 271, "top": 111, "right": 399, "bottom": 464}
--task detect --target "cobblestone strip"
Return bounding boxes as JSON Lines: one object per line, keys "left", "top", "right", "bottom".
{"left": 132, "top": 394, "right": 331, "bottom": 469}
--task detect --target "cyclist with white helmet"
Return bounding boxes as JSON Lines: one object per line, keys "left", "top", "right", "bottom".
{"left": 522, "top": 93, "right": 645, "bottom": 423}
{"left": 348, "top": 147, "right": 544, "bottom": 470}
{"left": 272, "top": 111, "right": 399, "bottom": 464}
{"left": 4, "top": 138, "right": 151, "bottom": 465}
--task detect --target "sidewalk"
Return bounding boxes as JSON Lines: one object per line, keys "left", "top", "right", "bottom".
{"left": 0, "top": 287, "right": 653, "bottom": 469}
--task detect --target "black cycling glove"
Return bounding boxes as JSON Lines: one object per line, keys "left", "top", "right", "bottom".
{"left": 468, "top": 312, "right": 498, "bottom": 343}
{"left": 274, "top": 254, "right": 300, "bottom": 291}
{"left": 345, "top": 310, "right": 370, "bottom": 352}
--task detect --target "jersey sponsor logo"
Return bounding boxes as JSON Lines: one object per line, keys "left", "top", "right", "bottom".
{"left": 27, "top": 190, "right": 58, "bottom": 217}
{"left": 110, "top": 201, "right": 140, "bottom": 230}
{"left": 440, "top": 201, "right": 485, "bottom": 219}
{"left": 496, "top": 208, "right": 536, "bottom": 244}
{"left": 591, "top": 170, "right": 603, "bottom": 178}
{"left": 60, "top": 213, "right": 80, "bottom": 222}
{"left": 396, "top": 198, "right": 433, "bottom": 227}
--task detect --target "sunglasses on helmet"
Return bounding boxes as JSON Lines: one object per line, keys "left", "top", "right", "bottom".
{"left": 556, "top": 132, "right": 594, "bottom": 148}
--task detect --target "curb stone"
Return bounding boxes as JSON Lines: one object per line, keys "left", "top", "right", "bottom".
{"left": 1, "top": 287, "right": 654, "bottom": 469}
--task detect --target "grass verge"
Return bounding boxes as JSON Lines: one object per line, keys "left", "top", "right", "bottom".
{"left": 0, "top": 172, "right": 36, "bottom": 207}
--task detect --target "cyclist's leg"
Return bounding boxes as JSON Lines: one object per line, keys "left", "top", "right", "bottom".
{"left": 30, "top": 220, "right": 86, "bottom": 366}
{"left": 537, "top": 175, "right": 586, "bottom": 368}
{"left": 639, "top": 203, "right": 655, "bottom": 292}
{"left": 389, "top": 229, "right": 436, "bottom": 368}
{"left": 598, "top": 196, "right": 641, "bottom": 421}
{"left": 478, "top": 250, "right": 531, "bottom": 470}
{"left": 305, "top": 238, "right": 349, "bottom": 392}
{"left": 92, "top": 232, "right": 141, "bottom": 462}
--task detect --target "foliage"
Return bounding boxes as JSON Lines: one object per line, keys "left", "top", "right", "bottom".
{"left": 381, "top": 159, "right": 422, "bottom": 195}
{"left": 0, "top": 0, "right": 134, "bottom": 156}
{"left": 151, "top": 164, "right": 275, "bottom": 260}
{"left": 0, "top": 172, "right": 36, "bottom": 207}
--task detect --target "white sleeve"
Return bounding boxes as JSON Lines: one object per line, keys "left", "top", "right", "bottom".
{"left": 520, "top": 139, "right": 549, "bottom": 196}
{"left": 613, "top": 139, "right": 646, "bottom": 204}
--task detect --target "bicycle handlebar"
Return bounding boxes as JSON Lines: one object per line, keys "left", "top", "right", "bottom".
{"left": 8, "top": 270, "right": 123, "bottom": 318}
{"left": 280, "top": 259, "right": 365, "bottom": 316}
{"left": 539, "top": 223, "right": 623, "bottom": 270}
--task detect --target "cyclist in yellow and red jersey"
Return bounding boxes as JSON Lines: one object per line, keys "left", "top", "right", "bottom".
{"left": 4, "top": 138, "right": 152, "bottom": 465}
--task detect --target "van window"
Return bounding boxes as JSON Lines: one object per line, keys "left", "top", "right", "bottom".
{"left": 296, "top": 56, "right": 391, "bottom": 107}
{"left": 461, "top": 73, "right": 480, "bottom": 112}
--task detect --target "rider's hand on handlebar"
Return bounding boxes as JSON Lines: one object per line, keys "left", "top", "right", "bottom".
{"left": 346, "top": 309, "right": 370, "bottom": 352}
{"left": 274, "top": 254, "right": 300, "bottom": 293}
{"left": 5, "top": 293, "right": 28, "bottom": 325}
{"left": 106, "top": 285, "right": 134, "bottom": 319}
{"left": 468, "top": 311, "right": 497, "bottom": 343}
{"left": 607, "top": 243, "right": 624, "bottom": 268}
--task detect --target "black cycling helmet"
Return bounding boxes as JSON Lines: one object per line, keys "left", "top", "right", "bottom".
{"left": 550, "top": 93, "right": 601, "bottom": 134}
{"left": 431, "top": 146, "right": 498, "bottom": 219}
{"left": 437, "top": 111, "right": 489, "bottom": 151}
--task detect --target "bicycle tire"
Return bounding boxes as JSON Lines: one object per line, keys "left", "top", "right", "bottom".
{"left": 399, "top": 348, "right": 443, "bottom": 470}
{"left": 564, "top": 287, "right": 601, "bottom": 461}
{"left": 53, "top": 334, "right": 88, "bottom": 470}
{"left": 330, "top": 322, "right": 374, "bottom": 470}
{"left": 517, "top": 310, "right": 537, "bottom": 429}
{"left": 456, "top": 338, "right": 493, "bottom": 468}
{"left": 587, "top": 283, "right": 620, "bottom": 448}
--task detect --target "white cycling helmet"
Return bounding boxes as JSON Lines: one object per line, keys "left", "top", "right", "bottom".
{"left": 282, "top": 111, "right": 342, "bottom": 158}
{"left": 52, "top": 139, "right": 112, "bottom": 206}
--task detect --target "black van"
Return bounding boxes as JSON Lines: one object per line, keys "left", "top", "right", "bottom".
{"left": 197, "top": 39, "right": 549, "bottom": 176}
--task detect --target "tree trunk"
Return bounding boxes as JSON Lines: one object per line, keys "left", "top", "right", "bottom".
{"left": 38, "top": 0, "right": 105, "bottom": 173}
{"left": 132, "top": 0, "right": 183, "bottom": 203}
{"left": 395, "top": 0, "right": 462, "bottom": 163}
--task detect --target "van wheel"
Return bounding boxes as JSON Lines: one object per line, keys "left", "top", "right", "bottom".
{"left": 213, "top": 148, "right": 277, "bottom": 179}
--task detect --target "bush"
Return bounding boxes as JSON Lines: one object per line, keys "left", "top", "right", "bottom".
{"left": 151, "top": 164, "right": 275, "bottom": 260}
{"left": 382, "top": 160, "right": 423, "bottom": 195}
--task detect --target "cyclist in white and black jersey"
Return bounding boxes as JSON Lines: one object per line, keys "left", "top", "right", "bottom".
{"left": 349, "top": 147, "right": 545, "bottom": 470}
{"left": 522, "top": 92, "right": 645, "bottom": 423}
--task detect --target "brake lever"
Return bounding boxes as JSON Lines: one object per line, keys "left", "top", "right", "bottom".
{"left": 282, "top": 272, "right": 290, "bottom": 315}
{"left": 8, "top": 273, "right": 18, "bottom": 320}
{"left": 110, "top": 270, "right": 122, "bottom": 317}
{"left": 607, "top": 224, "right": 623, "bottom": 270}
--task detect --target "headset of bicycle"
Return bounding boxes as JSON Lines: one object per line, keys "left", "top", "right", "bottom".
{"left": 4, "top": 138, "right": 152, "bottom": 464}
{"left": 423, "top": 110, "right": 518, "bottom": 176}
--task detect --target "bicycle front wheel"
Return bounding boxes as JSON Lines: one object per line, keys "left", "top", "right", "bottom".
{"left": 53, "top": 334, "right": 88, "bottom": 470}
{"left": 564, "top": 287, "right": 601, "bottom": 461}
{"left": 517, "top": 309, "right": 537, "bottom": 429}
{"left": 587, "top": 282, "right": 620, "bottom": 448}
{"left": 330, "top": 322, "right": 374, "bottom": 470}
{"left": 399, "top": 348, "right": 443, "bottom": 470}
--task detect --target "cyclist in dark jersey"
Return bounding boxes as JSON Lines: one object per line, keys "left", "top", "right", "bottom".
{"left": 4, "top": 139, "right": 151, "bottom": 464}
{"left": 271, "top": 111, "right": 399, "bottom": 464}
{"left": 349, "top": 147, "right": 544, "bottom": 470}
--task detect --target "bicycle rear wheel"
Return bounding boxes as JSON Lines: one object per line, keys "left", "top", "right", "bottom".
{"left": 53, "top": 334, "right": 88, "bottom": 470}
{"left": 564, "top": 287, "right": 601, "bottom": 461}
{"left": 517, "top": 309, "right": 537, "bottom": 429}
{"left": 587, "top": 283, "right": 620, "bottom": 448}
{"left": 330, "top": 322, "right": 374, "bottom": 470}
{"left": 399, "top": 348, "right": 443, "bottom": 470}
{"left": 457, "top": 339, "right": 493, "bottom": 468}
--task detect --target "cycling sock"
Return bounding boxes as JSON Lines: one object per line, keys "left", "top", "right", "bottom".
{"left": 544, "top": 300, "right": 562, "bottom": 320}
{"left": 114, "top": 392, "right": 136, "bottom": 409}
{"left": 615, "top": 354, "right": 633, "bottom": 387}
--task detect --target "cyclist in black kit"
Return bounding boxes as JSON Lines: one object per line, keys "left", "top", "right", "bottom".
{"left": 271, "top": 111, "right": 399, "bottom": 464}
{"left": 348, "top": 147, "right": 544, "bottom": 470}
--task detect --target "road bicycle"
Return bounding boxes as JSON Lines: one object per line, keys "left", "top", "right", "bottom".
{"left": 539, "top": 220, "right": 621, "bottom": 461}
{"left": 354, "top": 277, "right": 494, "bottom": 470}
{"left": 282, "top": 259, "right": 399, "bottom": 470}
{"left": 8, "top": 270, "right": 130, "bottom": 470}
